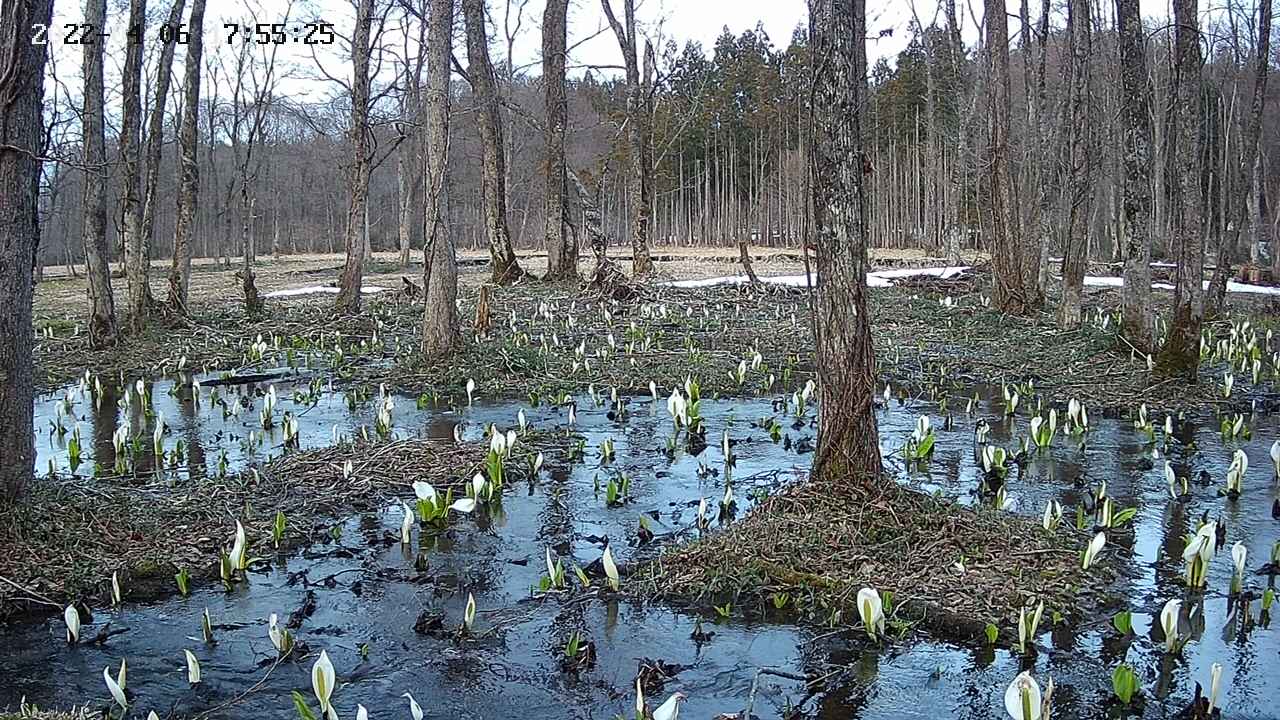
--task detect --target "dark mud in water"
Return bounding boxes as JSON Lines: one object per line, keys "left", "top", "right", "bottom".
{"left": 5, "top": 380, "right": 1279, "bottom": 718}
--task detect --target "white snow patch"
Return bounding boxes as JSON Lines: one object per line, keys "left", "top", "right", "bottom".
{"left": 1082, "top": 276, "right": 1280, "bottom": 296}
{"left": 264, "top": 285, "right": 389, "bottom": 299}
{"left": 665, "top": 266, "right": 972, "bottom": 290}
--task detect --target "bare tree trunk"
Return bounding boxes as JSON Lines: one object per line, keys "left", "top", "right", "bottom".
{"left": 82, "top": 0, "right": 118, "bottom": 345}
{"left": 1206, "top": 0, "right": 1270, "bottom": 314}
{"left": 421, "top": 0, "right": 461, "bottom": 356}
{"left": 397, "top": 138, "right": 413, "bottom": 267}
{"left": 983, "top": 0, "right": 1032, "bottom": 315}
{"left": 120, "top": 0, "right": 149, "bottom": 333}
{"left": 1157, "top": 0, "right": 1206, "bottom": 380}
{"left": 0, "top": 0, "right": 54, "bottom": 503}
{"left": 602, "top": 0, "right": 655, "bottom": 277}
{"left": 542, "top": 0, "right": 577, "bottom": 281}
{"left": 463, "top": 0, "right": 527, "bottom": 285}
{"left": 1057, "top": 0, "right": 1094, "bottom": 328}
{"left": 167, "top": 0, "right": 206, "bottom": 313}
{"left": 141, "top": 0, "right": 187, "bottom": 295}
{"left": 809, "top": 0, "right": 882, "bottom": 482}
{"left": 335, "top": 0, "right": 375, "bottom": 313}
{"left": 1116, "top": 0, "right": 1155, "bottom": 352}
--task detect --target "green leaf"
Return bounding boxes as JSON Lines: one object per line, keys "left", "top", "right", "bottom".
{"left": 292, "top": 691, "right": 318, "bottom": 720}
{"left": 1112, "top": 610, "right": 1132, "bottom": 636}
{"left": 984, "top": 623, "right": 999, "bottom": 645}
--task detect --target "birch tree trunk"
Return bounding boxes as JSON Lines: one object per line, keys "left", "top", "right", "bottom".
{"left": 542, "top": 0, "right": 577, "bottom": 281}
{"left": 120, "top": 0, "right": 149, "bottom": 332}
{"left": 335, "top": 0, "right": 375, "bottom": 313}
{"left": 1205, "top": 0, "right": 1269, "bottom": 314}
{"left": 463, "top": 0, "right": 527, "bottom": 285}
{"left": 0, "top": 0, "right": 54, "bottom": 503}
{"left": 1115, "top": 0, "right": 1155, "bottom": 352}
{"left": 1156, "top": 0, "right": 1206, "bottom": 380}
{"left": 421, "top": 0, "right": 461, "bottom": 356}
{"left": 167, "top": 0, "right": 206, "bottom": 312}
{"left": 82, "top": 0, "right": 118, "bottom": 345}
{"left": 1057, "top": 0, "right": 1094, "bottom": 328}
{"left": 982, "top": 0, "right": 1032, "bottom": 315}
{"left": 809, "top": 0, "right": 882, "bottom": 482}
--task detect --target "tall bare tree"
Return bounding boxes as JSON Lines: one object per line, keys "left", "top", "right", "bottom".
{"left": 1205, "top": 0, "right": 1270, "bottom": 315}
{"left": 120, "top": 0, "right": 149, "bottom": 332}
{"left": 335, "top": 0, "right": 377, "bottom": 313}
{"left": 1115, "top": 0, "right": 1154, "bottom": 352}
{"left": 1156, "top": 0, "right": 1206, "bottom": 379}
{"left": 167, "top": 0, "right": 207, "bottom": 312}
{"left": 141, "top": 0, "right": 187, "bottom": 305}
{"left": 982, "top": 0, "right": 1033, "bottom": 315}
{"left": 396, "top": 37, "right": 423, "bottom": 269}
{"left": 0, "top": 0, "right": 55, "bottom": 503}
{"left": 809, "top": 0, "right": 881, "bottom": 480}
{"left": 602, "top": 0, "right": 655, "bottom": 277}
{"left": 421, "top": 0, "right": 461, "bottom": 354}
{"left": 542, "top": 0, "right": 576, "bottom": 281}
{"left": 462, "top": 0, "right": 527, "bottom": 284}
{"left": 82, "top": 0, "right": 118, "bottom": 345}
{"left": 1057, "top": 0, "right": 1094, "bottom": 328}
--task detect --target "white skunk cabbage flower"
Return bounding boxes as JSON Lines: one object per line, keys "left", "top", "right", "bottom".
{"left": 64, "top": 605, "right": 80, "bottom": 643}
{"left": 1226, "top": 449, "right": 1248, "bottom": 493}
{"left": 1003, "top": 671, "right": 1042, "bottom": 720}
{"left": 228, "top": 521, "right": 248, "bottom": 571}
{"left": 602, "top": 545, "right": 620, "bottom": 591}
{"left": 412, "top": 481, "right": 437, "bottom": 503}
{"left": 1160, "top": 599, "right": 1182, "bottom": 652}
{"left": 357, "top": 704, "right": 369, "bottom": 720}
{"left": 184, "top": 649, "right": 201, "bottom": 684}
{"left": 1081, "top": 532, "right": 1106, "bottom": 570}
{"left": 104, "top": 659, "right": 128, "bottom": 710}
{"left": 464, "top": 592, "right": 477, "bottom": 631}
{"left": 636, "top": 677, "right": 646, "bottom": 718}
{"left": 400, "top": 502, "right": 414, "bottom": 544}
{"left": 466, "top": 378, "right": 476, "bottom": 405}
{"left": 403, "top": 692, "right": 424, "bottom": 720}
{"left": 311, "top": 649, "right": 337, "bottom": 720}
{"left": 268, "top": 613, "right": 291, "bottom": 654}
{"left": 1232, "top": 542, "right": 1247, "bottom": 578}
{"left": 1041, "top": 500, "right": 1062, "bottom": 531}
{"left": 450, "top": 497, "right": 477, "bottom": 514}
{"left": 545, "top": 547, "right": 559, "bottom": 585}
{"left": 856, "top": 587, "right": 885, "bottom": 640}
{"left": 1271, "top": 440, "right": 1280, "bottom": 479}
{"left": 649, "top": 381, "right": 658, "bottom": 400}
{"left": 1208, "top": 663, "right": 1223, "bottom": 713}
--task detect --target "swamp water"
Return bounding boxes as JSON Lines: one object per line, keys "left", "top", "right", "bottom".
{"left": 3, "top": 377, "right": 1278, "bottom": 719}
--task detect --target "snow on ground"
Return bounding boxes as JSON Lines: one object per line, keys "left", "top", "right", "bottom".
{"left": 264, "top": 285, "right": 389, "bottom": 298}
{"left": 667, "top": 266, "right": 1280, "bottom": 296}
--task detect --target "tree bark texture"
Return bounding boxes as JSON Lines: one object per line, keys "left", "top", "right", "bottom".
{"left": 602, "top": 0, "right": 655, "bottom": 277}
{"left": 463, "top": 0, "right": 526, "bottom": 285}
{"left": 141, "top": 0, "right": 186, "bottom": 288}
{"left": 81, "top": 0, "right": 118, "bottom": 345}
{"left": 1057, "top": 0, "right": 1093, "bottom": 328}
{"left": 1115, "top": 0, "right": 1155, "bottom": 352}
{"left": 808, "top": 0, "right": 882, "bottom": 482}
{"left": 1156, "top": 0, "right": 1206, "bottom": 380}
{"left": 542, "top": 0, "right": 577, "bottom": 281}
{"left": 982, "top": 0, "right": 1033, "bottom": 315}
{"left": 120, "top": 0, "right": 149, "bottom": 332}
{"left": 167, "top": 0, "right": 206, "bottom": 312}
{"left": 421, "top": 0, "right": 461, "bottom": 356}
{"left": 0, "top": 0, "right": 55, "bottom": 503}
{"left": 335, "top": 0, "right": 375, "bottom": 313}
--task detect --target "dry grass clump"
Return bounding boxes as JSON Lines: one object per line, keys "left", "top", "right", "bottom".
{"left": 638, "top": 477, "right": 1107, "bottom": 641}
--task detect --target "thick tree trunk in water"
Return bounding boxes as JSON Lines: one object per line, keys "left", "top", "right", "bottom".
{"left": 82, "top": 0, "right": 118, "bottom": 346}
{"left": 1156, "top": 0, "right": 1205, "bottom": 380}
{"left": 421, "top": 0, "right": 460, "bottom": 357}
{"left": 463, "top": 0, "right": 526, "bottom": 285}
{"left": 335, "top": 0, "right": 375, "bottom": 313}
{"left": 1115, "top": 0, "right": 1155, "bottom": 352}
{"left": 120, "top": 0, "right": 149, "bottom": 333}
{"left": 542, "top": 0, "right": 577, "bottom": 281}
{"left": 808, "top": 0, "right": 882, "bottom": 482}
{"left": 1205, "top": 0, "right": 1270, "bottom": 315}
{"left": 1057, "top": 0, "right": 1093, "bottom": 328}
{"left": 167, "top": 0, "right": 206, "bottom": 313}
{"left": 982, "top": 0, "right": 1032, "bottom": 315}
{"left": 0, "top": 0, "right": 54, "bottom": 503}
